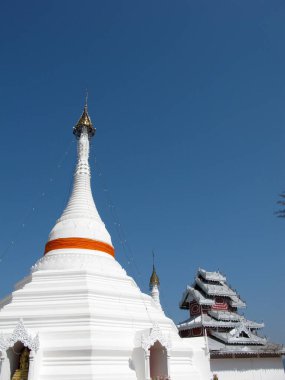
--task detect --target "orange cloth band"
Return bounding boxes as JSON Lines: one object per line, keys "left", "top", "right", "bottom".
{"left": 44, "top": 237, "right": 115, "bottom": 257}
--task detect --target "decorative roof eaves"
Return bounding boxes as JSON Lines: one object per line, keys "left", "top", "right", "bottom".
{"left": 179, "top": 288, "right": 190, "bottom": 309}
{"left": 229, "top": 296, "right": 246, "bottom": 308}
{"left": 188, "top": 287, "right": 215, "bottom": 305}
{"left": 198, "top": 268, "right": 226, "bottom": 282}
{"left": 208, "top": 310, "right": 242, "bottom": 322}
{"left": 195, "top": 277, "right": 236, "bottom": 297}
{"left": 210, "top": 330, "right": 267, "bottom": 345}
{"left": 178, "top": 317, "right": 264, "bottom": 331}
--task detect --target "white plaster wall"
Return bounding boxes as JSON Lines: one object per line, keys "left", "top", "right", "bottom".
{"left": 131, "top": 347, "right": 145, "bottom": 380}
{"left": 210, "top": 357, "right": 285, "bottom": 380}
{"left": 189, "top": 337, "right": 211, "bottom": 380}
{"left": 0, "top": 253, "right": 210, "bottom": 380}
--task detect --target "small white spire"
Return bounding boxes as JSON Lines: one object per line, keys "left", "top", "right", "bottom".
{"left": 149, "top": 254, "right": 162, "bottom": 310}
{"left": 151, "top": 284, "right": 162, "bottom": 310}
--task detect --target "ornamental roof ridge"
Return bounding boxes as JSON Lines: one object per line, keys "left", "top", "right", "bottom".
{"left": 198, "top": 268, "right": 226, "bottom": 282}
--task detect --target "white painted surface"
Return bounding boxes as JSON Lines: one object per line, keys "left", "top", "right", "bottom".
{"left": 0, "top": 251, "right": 210, "bottom": 379}
{"left": 48, "top": 128, "right": 112, "bottom": 247}
{"left": 210, "top": 357, "right": 285, "bottom": 380}
{"left": 150, "top": 285, "right": 162, "bottom": 311}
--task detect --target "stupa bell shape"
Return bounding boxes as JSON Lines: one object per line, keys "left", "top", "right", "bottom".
{"left": 44, "top": 105, "right": 114, "bottom": 258}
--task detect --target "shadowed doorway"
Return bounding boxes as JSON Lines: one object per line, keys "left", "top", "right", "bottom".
{"left": 149, "top": 341, "right": 168, "bottom": 380}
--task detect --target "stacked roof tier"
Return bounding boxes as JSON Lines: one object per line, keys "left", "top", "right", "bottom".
{"left": 177, "top": 268, "right": 285, "bottom": 358}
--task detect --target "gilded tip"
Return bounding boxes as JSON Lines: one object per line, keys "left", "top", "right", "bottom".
{"left": 149, "top": 264, "right": 160, "bottom": 289}
{"left": 73, "top": 96, "right": 96, "bottom": 138}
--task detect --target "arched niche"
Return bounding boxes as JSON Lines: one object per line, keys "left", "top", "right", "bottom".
{"left": 149, "top": 340, "right": 168, "bottom": 380}
{"left": 0, "top": 320, "right": 39, "bottom": 380}
{"left": 7, "top": 341, "right": 30, "bottom": 379}
{"left": 141, "top": 324, "right": 172, "bottom": 380}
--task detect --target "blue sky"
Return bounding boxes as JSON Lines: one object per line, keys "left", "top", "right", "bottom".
{"left": 0, "top": 1, "right": 284, "bottom": 344}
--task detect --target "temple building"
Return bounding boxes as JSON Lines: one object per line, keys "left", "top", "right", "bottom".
{"left": 0, "top": 105, "right": 210, "bottom": 380}
{"left": 178, "top": 268, "right": 285, "bottom": 380}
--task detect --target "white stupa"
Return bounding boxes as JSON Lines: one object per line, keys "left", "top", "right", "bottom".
{"left": 0, "top": 104, "right": 210, "bottom": 380}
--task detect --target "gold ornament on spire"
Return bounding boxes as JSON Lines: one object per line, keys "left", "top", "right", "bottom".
{"left": 149, "top": 265, "right": 160, "bottom": 288}
{"left": 149, "top": 252, "right": 160, "bottom": 288}
{"left": 73, "top": 93, "right": 96, "bottom": 138}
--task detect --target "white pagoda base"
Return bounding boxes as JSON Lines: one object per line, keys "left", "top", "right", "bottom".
{"left": 0, "top": 250, "right": 210, "bottom": 380}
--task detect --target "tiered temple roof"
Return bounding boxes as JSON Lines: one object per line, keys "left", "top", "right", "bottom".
{"left": 178, "top": 268, "right": 285, "bottom": 357}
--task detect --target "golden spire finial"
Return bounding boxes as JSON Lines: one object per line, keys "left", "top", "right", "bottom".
{"left": 73, "top": 92, "right": 96, "bottom": 138}
{"left": 149, "top": 251, "right": 160, "bottom": 289}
